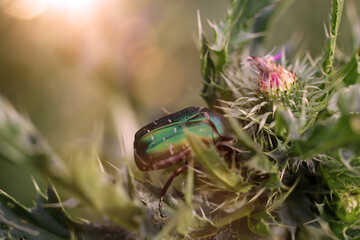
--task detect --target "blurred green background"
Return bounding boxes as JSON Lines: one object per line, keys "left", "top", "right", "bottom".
{"left": 0, "top": 0, "right": 358, "bottom": 207}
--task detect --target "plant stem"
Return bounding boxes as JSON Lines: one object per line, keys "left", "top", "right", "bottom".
{"left": 322, "top": 0, "right": 344, "bottom": 75}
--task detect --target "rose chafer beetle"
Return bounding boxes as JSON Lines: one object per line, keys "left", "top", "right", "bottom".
{"left": 133, "top": 107, "right": 235, "bottom": 217}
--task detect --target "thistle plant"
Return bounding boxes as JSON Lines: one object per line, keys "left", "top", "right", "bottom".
{"left": 0, "top": 0, "right": 360, "bottom": 239}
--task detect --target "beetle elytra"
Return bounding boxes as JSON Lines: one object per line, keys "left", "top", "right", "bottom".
{"left": 133, "top": 107, "right": 235, "bottom": 217}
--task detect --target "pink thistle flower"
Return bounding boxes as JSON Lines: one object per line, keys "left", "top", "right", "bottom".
{"left": 247, "top": 54, "right": 297, "bottom": 96}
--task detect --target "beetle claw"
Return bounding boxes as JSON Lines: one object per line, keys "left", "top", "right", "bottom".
{"left": 159, "top": 196, "right": 166, "bottom": 219}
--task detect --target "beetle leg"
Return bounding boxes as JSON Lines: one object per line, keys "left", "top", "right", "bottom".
{"left": 184, "top": 108, "right": 234, "bottom": 143}
{"left": 203, "top": 111, "right": 235, "bottom": 143}
{"left": 235, "top": 152, "right": 240, "bottom": 169}
{"left": 218, "top": 144, "right": 234, "bottom": 169}
{"left": 159, "top": 163, "right": 188, "bottom": 218}
{"left": 216, "top": 143, "right": 242, "bottom": 169}
{"left": 224, "top": 147, "right": 234, "bottom": 169}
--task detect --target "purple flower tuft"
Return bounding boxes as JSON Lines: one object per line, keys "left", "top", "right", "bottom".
{"left": 247, "top": 54, "right": 297, "bottom": 95}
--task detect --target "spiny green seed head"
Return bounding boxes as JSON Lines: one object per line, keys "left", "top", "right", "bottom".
{"left": 334, "top": 192, "right": 360, "bottom": 223}
{"left": 219, "top": 53, "right": 323, "bottom": 151}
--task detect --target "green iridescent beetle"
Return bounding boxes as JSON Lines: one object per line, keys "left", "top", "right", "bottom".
{"left": 133, "top": 107, "right": 235, "bottom": 216}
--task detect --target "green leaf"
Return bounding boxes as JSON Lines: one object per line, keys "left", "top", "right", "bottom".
{"left": 346, "top": 0, "right": 360, "bottom": 51}
{"left": 227, "top": 117, "right": 277, "bottom": 175}
{"left": 185, "top": 129, "right": 250, "bottom": 192}
{"left": 340, "top": 48, "right": 360, "bottom": 86}
{"left": 248, "top": 214, "right": 273, "bottom": 237}
{"left": 291, "top": 115, "right": 360, "bottom": 160}
{"left": 209, "top": 0, "right": 274, "bottom": 65}
{"left": 0, "top": 188, "right": 71, "bottom": 240}
{"left": 0, "top": 187, "right": 135, "bottom": 240}
{"left": 211, "top": 201, "right": 258, "bottom": 229}
{"left": 275, "top": 106, "right": 300, "bottom": 139}
{"left": 185, "top": 156, "right": 194, "bottom": 207}
{"left": 319, "top": 202, "right": 360, "bottom": 239}
{"left": 267, "top": 177, "right": 299, "bottom": 213}
{"left": 227, "top": 117, "right": 262, "bottom": 154}
{"left": 296, "top": 225, "right": 337, "bottom": 240}
{"left": 188, "top": 217, "right": 217, "bottom": 239}
{"left": 153, "top": 203, "right": 193, "bottom": 240}
{"left": 198, "top": 0, "right": 277, "bottom": 105}
{"left": 322, "top": 156, "right": 360, "bottom": 192}
{"left": 0, "top": 98, "right": 67, "bottom": 177}
{"left": 277, "top": 190, "right": 319, "bottom": 238}
{"left": 337, "top": 84, "right": 360, "bottom": 114}
{"left": 245, "top": 154, "right": 278, "bottom": 176}
{"left": 0, "top": 97, "right": 144, "bottom": 231}
{"left": 251, "top": 0, "right": 295, "bottom": 52}
{"left": 198, "top": 12, "right": 216, "bottom": 106}
{"left": 67, "top": 149, "right": 143, "bottom": 230}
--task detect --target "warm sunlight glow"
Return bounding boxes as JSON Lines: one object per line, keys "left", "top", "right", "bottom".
{"left": 1, "top": 0, "right": 100, "bottom": 20}
{"left": 1, "top": 0, "right": 46, "bottom": 20}
{"left": 46, "top": 0, "right": 99, "bottom": 13}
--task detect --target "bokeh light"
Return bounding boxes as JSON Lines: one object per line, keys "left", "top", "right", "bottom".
{"left": 1, "top": 0, "right": 100, "bottom": 20}
{"left": 129, "top": 47, "right": 184, "bottom": 106}
{"left": 1, "top": 0, "right": 46, "bottom": 19}
{"left": 46, "top": 0, "right": 98, "bottom": 11}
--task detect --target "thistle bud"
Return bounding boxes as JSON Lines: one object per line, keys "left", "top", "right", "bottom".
{"left": 247, "top": 54, "right": 297, "bottom": 96}
{"left": 334, "top": 192, "right": 360, "bottom": 223}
